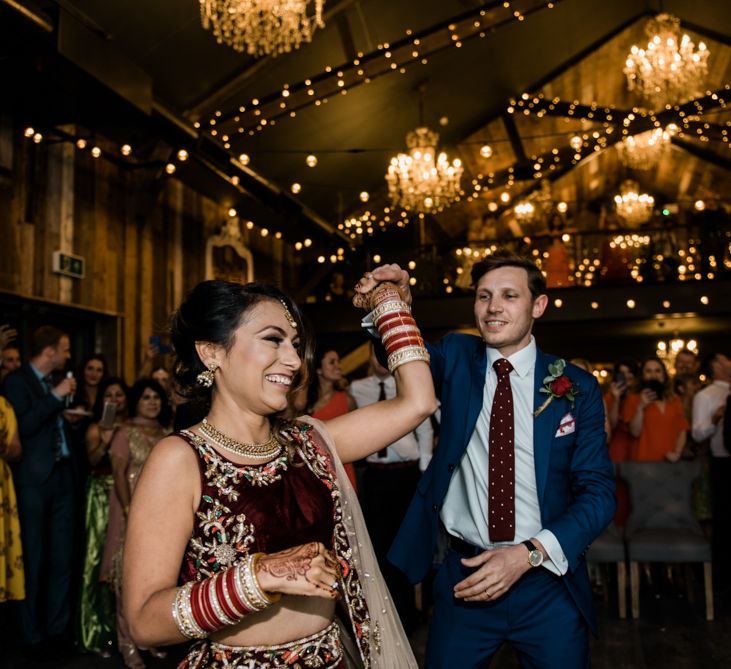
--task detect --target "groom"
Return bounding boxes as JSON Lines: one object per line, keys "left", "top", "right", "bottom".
{"left": 374, "top": 253, "right": 615, "bottom": 667}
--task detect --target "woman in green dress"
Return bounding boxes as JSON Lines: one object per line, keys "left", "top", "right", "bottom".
{"left": 78, "top": 377, "right": 129, "bottom": 656}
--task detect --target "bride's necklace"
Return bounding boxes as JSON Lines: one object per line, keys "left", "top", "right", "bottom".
{"left": 199, "top": 418, "right": 282, "bottom": 461}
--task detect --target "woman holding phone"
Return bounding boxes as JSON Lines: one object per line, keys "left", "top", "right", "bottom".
{"left": 624, "top": 357, "right": 689, "bottom": 462}
{"left": 79, "top": 377, "right": 130, "bottom": 656}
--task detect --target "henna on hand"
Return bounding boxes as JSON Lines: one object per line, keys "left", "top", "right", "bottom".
{"left": 257, "top": 542, "right": 339, "bottom": 596}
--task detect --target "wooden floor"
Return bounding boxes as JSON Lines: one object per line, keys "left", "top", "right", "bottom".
{"left": 2, "top": 579, "right": 729, "bottom": 668}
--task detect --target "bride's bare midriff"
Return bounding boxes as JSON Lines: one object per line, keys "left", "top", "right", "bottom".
{"left": 210, "top": 595, "right": 336, "bottom": 646}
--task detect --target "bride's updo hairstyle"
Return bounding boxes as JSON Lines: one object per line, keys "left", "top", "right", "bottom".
{"left": 170, "top": 280, "right": 313, "bottom": 411}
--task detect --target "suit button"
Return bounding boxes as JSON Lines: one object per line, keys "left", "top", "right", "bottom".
{"left": 447, "top": 464, "right": 455, "bottom": 473}
{"left": 432, "top": 504, "right": 439, "bottom": 512}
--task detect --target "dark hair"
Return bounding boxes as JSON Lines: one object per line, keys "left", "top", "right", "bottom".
{"left": 700, "top": 353, "right": 721, "bottom": 380}
{"left": 673, "top": 373, "right": 699, "bottom": 395}
{"left": 638, "top": 356, "right": 672, "bottom": 397}
{"left": 170, "top": 280, "right": 314, "bottom": 413}
{"left": 128, "top": 378, "right": 170, "bottom": 426}
{"left": 676, "top": 348, "right": 697, "bottom": 360}
{"left": 305, "top": 342, "right": 343, "bottom": 412}
{"left": 1, "top": 344, "right": 19, "bottom": 353}
{"left": 470, "top": 251, "right": 546, "bottom": 299}
{"left": 613, "top": 359, "right": 638, "bottom": 378}
{"left": 76, "top": 354, "right": 109, "bottom": 409}
{"left": 30, "top": 325, "right": 67, "bottom": 358}
{"left": 91, "top": 376, "right": 130, "bottom": 422}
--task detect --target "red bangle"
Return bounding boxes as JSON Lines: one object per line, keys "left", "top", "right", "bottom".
{"left": 384, "top": 334, "right": 423, "bottom": 351}
{"left": 385, "top": 337, "right": 425, "bottom": 356}
{"left": 215, "top": 570, "right": 239, "bottom": 620}
{"left": 200, "top": 579, "right": 222, "bottom": 630}
{"left": 189, "top": 582, "right": 209, "bottom": 631}
{"left": 224, "top": 565, "right": 250, "bottom": 617}
{"left": 375, "top": 312, "right": 416, "bottom": 331}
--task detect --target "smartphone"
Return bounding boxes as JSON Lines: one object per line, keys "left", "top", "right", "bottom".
{"left": 615, "top": 371, "right": 626, "bottom": 385}
{"left": 99, "top": 401, "right": 117, "bottom": 430}
{"left": 641, "top": 379, "right": 665, "bottom": 399}
{"left": 149, "top": 335, "right": 172, "bottom": 354}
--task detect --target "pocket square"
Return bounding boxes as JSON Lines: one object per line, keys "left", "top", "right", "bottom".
{"left": 555, "top": 412, "right": 576, "bottom": 437}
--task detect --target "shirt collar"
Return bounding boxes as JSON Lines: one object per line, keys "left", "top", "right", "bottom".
{"left": 30, "top": 363, "right": 45, "bottom": 381}
{"left": 713, "top": 380, "right": 730, "bottom": 390}
{"left": 485, "top": 335, "right": 536, "bottom": 379}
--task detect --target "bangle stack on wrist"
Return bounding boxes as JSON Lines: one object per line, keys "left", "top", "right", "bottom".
{"left": 172, "top": 552, "right": 280, "bottom": 639}
{"left": 368, "top": 282, "right": 429, "bottom": 373}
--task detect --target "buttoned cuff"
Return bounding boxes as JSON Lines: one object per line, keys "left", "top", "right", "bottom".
{"left": 534, "top": 529, "right": 568, "bottom": 576}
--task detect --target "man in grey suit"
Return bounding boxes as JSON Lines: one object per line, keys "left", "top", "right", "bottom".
{"left": 3, "top": 326, "right": 77, "bottom": 657}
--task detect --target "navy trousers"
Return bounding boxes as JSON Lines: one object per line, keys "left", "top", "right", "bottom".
{"left": 426, "top": 548, "right": 589, "bottom": 669}
{"left": 15, "top": 460, "right": 76, "bottom": 645}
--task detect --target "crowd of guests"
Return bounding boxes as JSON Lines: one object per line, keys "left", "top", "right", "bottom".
{"left": 0, "top": 317, "right": 728, "bottom": 665}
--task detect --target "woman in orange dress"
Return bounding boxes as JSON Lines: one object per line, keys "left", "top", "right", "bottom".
{"left": 623, "top": 357, "right": 688, "bottom": 462}
{"left": 308, "top": 347, "right": 358, "bottom": 491}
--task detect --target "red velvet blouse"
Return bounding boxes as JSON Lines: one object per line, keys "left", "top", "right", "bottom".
{"left": 176, "top": 428, "right": 335, "bottom": 583}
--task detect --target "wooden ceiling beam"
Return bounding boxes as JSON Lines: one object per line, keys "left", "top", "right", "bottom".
{"left": 671, "top": 137, "right": 731, "bottom": 172}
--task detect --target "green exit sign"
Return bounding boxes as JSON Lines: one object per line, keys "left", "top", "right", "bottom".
{"left": 52, "top": 250, "right": 85, "bottom": 279}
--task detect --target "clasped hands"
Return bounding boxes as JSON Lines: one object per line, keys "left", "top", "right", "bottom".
{"left": 255, "top": 541, "right": 341, "bottom": 600}
{"left": 353, "top": 263, "right": 412, "bottom": 308}
{"left": 454, "top": 544, "right": 535, "bottom": 603}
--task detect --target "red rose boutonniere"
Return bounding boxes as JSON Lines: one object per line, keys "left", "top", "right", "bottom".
{"left": 534, "top": 358, "right": 579, "bottom": 417}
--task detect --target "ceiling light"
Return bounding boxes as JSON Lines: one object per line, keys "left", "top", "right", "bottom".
{"left": 199, "top": 0, "right": 325, "bottom": 57}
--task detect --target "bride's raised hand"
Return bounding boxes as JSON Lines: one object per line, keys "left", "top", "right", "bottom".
{"left": 256, "top": 542, "right": 340, "bottom": 600}
{"left": 353, "top": 263, "right": 412, "bottom": 309}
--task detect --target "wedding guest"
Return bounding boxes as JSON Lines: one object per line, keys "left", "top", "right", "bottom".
{"left": 307, "top": 345, "right": 358, "bottom": 491}
{"left": 624, "top": 357, "right": 688, "bottom": 462}
{"left": 75, "top": 354, "right": 109, "bottom": 411}
{"left": 122, "top": 280, "right": 434, "bottom": 669}
{"left": 0, "top": 395, "right": 24, "bottom": 605}
{"left": 78, "top": 377, "right": 129, "bottom": 657}
{"left": 101, "top": 379, "right": 169, "bottom": 669}
{"left": 1, "top": 344, "right": 21, "bottom": 383}
{"left": 2, "top": 326, "right": 77, "bottom": 658}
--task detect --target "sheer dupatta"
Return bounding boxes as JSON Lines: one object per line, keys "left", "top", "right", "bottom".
{"left": 298, "top": 416, "right": 418, "bottom": 669}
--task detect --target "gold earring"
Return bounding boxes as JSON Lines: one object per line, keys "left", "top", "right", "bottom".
{"left": 196, "top": 365, "right": 217, "bottom": 388}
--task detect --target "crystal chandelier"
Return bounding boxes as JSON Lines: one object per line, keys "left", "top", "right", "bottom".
{"left": 623, "top": 13, "right": 709, "bottom": 109}
{"left": 199, "top": 0, "right": 325, "bottom": 57}
{"left": 616, "top": 127, "right": 673, "bottom": 170}
{"left": 614, "top": 180, "right": 655, "bottom": 225}
{"left": 386, "top": 127, "right": 463, "bottom": 214}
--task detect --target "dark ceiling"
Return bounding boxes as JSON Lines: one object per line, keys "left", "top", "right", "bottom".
{"left": 1, "top": 0, "right": 730, "bottom": 255}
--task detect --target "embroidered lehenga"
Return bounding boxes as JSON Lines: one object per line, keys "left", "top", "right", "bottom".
{"left": 175, "top": 416, "right": 417, "bottom": 669}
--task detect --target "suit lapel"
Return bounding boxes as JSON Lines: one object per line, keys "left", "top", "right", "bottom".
{"left": 23, "top": 364, "right": 47, "bottom": 399}
{"left": 465, "top": 343, "right": 487, "bottom": 446}
{"left": 533, "top": 349, "right": 560, "bottom": 505}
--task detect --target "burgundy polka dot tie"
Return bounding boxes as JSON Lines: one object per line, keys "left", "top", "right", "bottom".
{"left": 489, "top": 358, "right": 515, "bottom": 542}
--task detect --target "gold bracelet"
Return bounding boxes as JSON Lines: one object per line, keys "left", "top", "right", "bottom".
{"left": 387, "top": 346, "right": 430, "bottom": 373}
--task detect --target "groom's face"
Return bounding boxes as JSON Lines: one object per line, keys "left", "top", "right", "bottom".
{"left": 474, "top": 266, "right": 547, "bottom": 357}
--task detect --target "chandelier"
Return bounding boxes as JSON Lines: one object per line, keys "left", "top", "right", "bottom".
{"left": 623, "top": 13, "right": 709, "bottom": 109}
{"left": 199, "top": 0, "right": 325, "bottom": 57}
{"left": 614, "top": 180, "right": 655, "bottom": 225}
{"left": 386, "top": 127, "right": 463, "bottom": 214}
{"left": 514, "top": 202, "right": 536, "bottom": 223}
{"left": 616, "top": 127, "right": 674, "bottom": 170}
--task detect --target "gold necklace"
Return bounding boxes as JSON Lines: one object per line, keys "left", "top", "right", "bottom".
{"left": 199, "top": 418, "right": 283, "bottom": 461}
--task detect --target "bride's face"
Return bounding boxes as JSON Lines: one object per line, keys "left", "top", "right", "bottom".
{"left": 213, "top": 300, "right": 302, "bottom": 415}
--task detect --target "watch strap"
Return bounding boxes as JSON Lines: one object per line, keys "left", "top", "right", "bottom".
{"left": 522, "top": 539, "right": 538, "bottom": 553}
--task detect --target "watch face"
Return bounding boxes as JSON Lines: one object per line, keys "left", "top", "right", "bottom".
{"left": 528, "top": 550, "right": 544, "bottom": 567}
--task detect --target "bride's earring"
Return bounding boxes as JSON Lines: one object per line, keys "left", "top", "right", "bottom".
{"left": 196, "top": 365, "right": 218, "bottom": 388}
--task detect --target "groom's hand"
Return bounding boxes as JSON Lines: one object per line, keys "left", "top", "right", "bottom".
{"left": 453, "top": 544, "right": 533, "bottom": 602}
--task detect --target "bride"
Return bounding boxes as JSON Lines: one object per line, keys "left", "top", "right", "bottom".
{"left": 122, "top": 274, "right": 435, "bottom": 668}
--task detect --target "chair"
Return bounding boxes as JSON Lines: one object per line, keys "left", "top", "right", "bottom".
{"left": 621, "top": 461, "right": 713, "bottom": 621}
{"left": 587, "top": 523, "right": 627, "bottom": 618}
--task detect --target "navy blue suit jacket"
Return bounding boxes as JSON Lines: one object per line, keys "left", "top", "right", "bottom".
{"left": 388, "top": 333, "right": 616, "bottom": 634}
{"left": 3, "top": 364, "right": 71, "bottom": 487}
